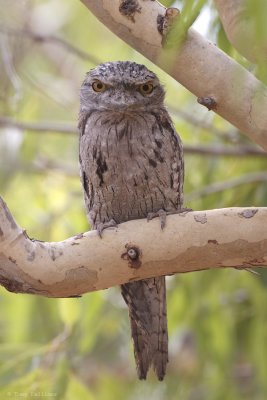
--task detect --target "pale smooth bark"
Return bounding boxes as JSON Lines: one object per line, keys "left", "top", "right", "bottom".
{"left": 0, "top": 196, "right": 266, "bottom": 297}
{"left": 80, "top": 0, "right": 267, "bottom": 151}
{"left": 214, "top": 0, "right": 267, "bottom": 63}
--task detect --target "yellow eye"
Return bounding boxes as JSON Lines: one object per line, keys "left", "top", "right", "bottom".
{"left": 92, "top": 80, "right": 106, "bottom": 92}
{"left": 139, "top": 82, "right": 154, "bottom": 95}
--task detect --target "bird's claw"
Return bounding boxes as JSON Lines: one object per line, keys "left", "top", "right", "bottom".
{"left": 147, "top": 209, "right": 167, "bottom": 230}
{"left": 96, "top": 219, "right": 117, "bottom": 238}
{"left": 147, "top": 207, "right": 193, "bottom": 230}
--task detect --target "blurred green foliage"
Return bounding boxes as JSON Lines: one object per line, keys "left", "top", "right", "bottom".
{"left": 0, "top": 0, "right": 267, "bottom": 399}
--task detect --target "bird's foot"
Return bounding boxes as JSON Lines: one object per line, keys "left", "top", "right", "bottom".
{"left": 96, "top": 219, "right": 117, "bottom": 238}
{"left": 147, "top": 207, "right": 192, "bottom": 230}
{"left": 147, "top": 209, "right": 167, "bottom": 229}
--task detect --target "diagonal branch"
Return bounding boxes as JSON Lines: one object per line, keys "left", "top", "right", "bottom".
{"left": 0, "top": 26, "right": 100, "bottom": 65}
{"left": 186, "top": 171, "right": 267, "bottom": 201}
{"left": 214, "top": 0, "right": 267, "bottom": 64}
{"left": 80, "top": 0, "right": 267, "bottom": 151}
{"left": 0, "top": 196, "right": 266, "bottom": 298}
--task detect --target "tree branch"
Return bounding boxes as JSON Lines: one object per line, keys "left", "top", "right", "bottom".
{"left": 0, "top": 196, "right": 266, "bottom": 298}
{"left": 214, "top": 0, "right": 267, "bottom": 64}
{"left": 0, "top": 26, "right": 101, "bottom": 65}
{"left": 0, "top": 112, "right": 234, "bottom": 141}
{"left": 80, "top": 0, "right": 267, "bottom": 151}
{"left": 183, "top": 145, "right": 267, "bottom": 158}
{"left": 0, "top": 116, "right": 76, "bottom": 134}
{"left": 167, "top": 105, "right": 238, "bottom": 142}
{"left": 186, "top": 171, "right": 267, "bottom": 201}
{"left": 1, "top": 116, "right": 266, "bottom": 158}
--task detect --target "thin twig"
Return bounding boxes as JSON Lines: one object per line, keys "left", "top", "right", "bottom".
{"left": 0, "top": 26, "right": 101, "bottom": 65}
{"left": 0, "top": 33, "right": 23, "bottom": 106}
{"left": 183, "top": 144, "right": 267, "bottom": 157}
{"left": 186, "top": 171, "right": 267, "bottom": 201}
{"left": 0, "top": 116, "right": 77, "bottom": 134}
{"left": 0, "top": 27, "right": 245, "bottom": 142}
{"left": 1, "top": 116, "right": 266, "bottom": 158}
{"left": 168, "top": 106, "right": 239, "bottom": 142}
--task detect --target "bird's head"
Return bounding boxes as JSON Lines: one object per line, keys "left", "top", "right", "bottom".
{"left": 80, "top": 61, "right": 165, "bottom": 113}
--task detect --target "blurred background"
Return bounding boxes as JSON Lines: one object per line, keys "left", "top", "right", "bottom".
{"left": 0, "top": 0, "right": 267, "bottom": 399}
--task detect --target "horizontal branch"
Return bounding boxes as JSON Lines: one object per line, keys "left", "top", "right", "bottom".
{"left": 0, "top": 116, "right": 76, "bottom": 134}
{"left": 1, "top": 116, "right": 266, "bottom": 158}
{"left": 0, "top": 196, "right": 266, "bottom": 298}
{"left": 0, "top": 113, "right": 233, "bottom": 140}
{"left": 80, "top": 0, "right": 267, "bottom": 151}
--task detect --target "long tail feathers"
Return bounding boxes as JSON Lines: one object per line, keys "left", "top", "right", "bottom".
{"left": 121, "top": 277, "right": 168, "bottom": 380}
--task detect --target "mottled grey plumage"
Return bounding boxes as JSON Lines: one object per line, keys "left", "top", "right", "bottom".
{"left": 78, "top": 61, "right": 184, "bottom": 380}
